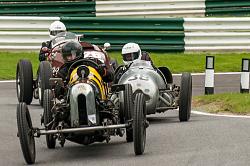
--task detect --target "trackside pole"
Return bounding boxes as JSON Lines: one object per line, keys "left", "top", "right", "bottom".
{"left": 205, "top": 56, "right": 214, "bottom": 95}
{"left": 240, "top": 58, "right": 250, "bottom": 93}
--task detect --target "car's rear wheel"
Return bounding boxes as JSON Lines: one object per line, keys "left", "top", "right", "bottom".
{"left": 16, "top": 59, "right": 33, "bottom": 105}
{"left": 179, "top": 72, "right": 192, "bottom": 122}
{"left": 120, "top": 84, "right": 133, "bottom": 142}
{"left": 16, "top": 102, "right": 36, "bottom": 164}
{"left": 38, "top": 61, "right": 52, "bottom": 107}
{"left": 44, "top": 89, "right": 56, "bottom": 149}
{"left": 133, "top": 93, "right": 146, "bottom": 155}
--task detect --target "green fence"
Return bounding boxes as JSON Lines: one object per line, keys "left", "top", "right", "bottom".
{"left": 1, "top": 0, "right": 250, "bottom": 17}
{"left": 0, "top": 1, "right": 95, "bottom": 16}
{"left": 80, "top": 32, "right": 184, "bottom": 51}
{"left": 206, "top": 0, "right": 250, "bottom": 16}
{"left": 60, "top": 17, "right": 185, "bottom": 51}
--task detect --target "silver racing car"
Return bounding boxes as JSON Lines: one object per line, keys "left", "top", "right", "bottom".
{"left": 113, "top": 59, "right": 192, "bottom": 121}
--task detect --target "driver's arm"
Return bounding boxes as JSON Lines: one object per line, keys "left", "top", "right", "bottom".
{"left": 39, "top": 41, "right": 52, "bottom": 62}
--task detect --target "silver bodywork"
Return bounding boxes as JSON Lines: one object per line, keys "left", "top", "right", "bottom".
{"left": 118, "top": 60, "right": 177, "bottom": 114}
{"left": 70, "top": 83, "right": 97, "bottom": 127}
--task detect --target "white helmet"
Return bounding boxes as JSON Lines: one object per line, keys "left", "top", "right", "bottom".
{"left": 121, "top": 42, "right": 142, "bottom": 65}
{"left": 49, "top": 21, "right": 67, "bottom": 39}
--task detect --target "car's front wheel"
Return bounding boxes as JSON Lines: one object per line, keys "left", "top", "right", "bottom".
{"left": 16, "top": 102, "right": 36, "bottom": 164}
{"left": 179, "top": 72, "right": 192, "bottom": 122}
{"left": 133, "top": 93, "right": 147, "bottom": 155}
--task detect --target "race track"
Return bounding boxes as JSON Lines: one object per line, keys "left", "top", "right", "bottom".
{"left": 1, "top": 74, "right": 250, "bottom": 166}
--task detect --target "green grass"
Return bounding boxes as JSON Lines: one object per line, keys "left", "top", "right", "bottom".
{"left": 1, "top": 51, "right": 250, "bottom": 80}
{"left": 110, "top": 52, "right": 250, "bottom": 73}
{"left": 0, "top": 51, "right": 38, "bottom": 80}
{"left": 192, "top": 93, "right": 250, "bottom": 115}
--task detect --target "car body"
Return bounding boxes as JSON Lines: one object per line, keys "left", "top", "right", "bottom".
{"left": 16, "top": 58, "right": 148, "bottom": 164}
{"left": 16, "top": 32, "right": 116, "bottom": 107}
{"left": 115, "top": 59, "right": 192, "bottom": 121}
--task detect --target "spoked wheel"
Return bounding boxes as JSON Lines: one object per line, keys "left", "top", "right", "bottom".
{"left": 133, "top": 93, "right": 147, "bottom": 155}
{"left": 120, "top": 84, "right": 133, "bottom": 142}
{"left": 16, "top": 102, "right": 36, "bottom": 164}
{"left": 16, "top": 59, "right": 33, "bottom": 105}
{"left": 44, "top": 89, "right": 56, "bottom": 149}
{"left": 179, "top": 72, "right": 192, "bottom": 122}
{"left": 38, "top": 61, "right": 52, "bottom": 107}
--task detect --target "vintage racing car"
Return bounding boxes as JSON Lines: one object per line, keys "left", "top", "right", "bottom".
{"left": 16, "top": 57, "right": 148, "bottom": 164}
{"left": 16, "top": 32, "right": 116, "bottom": 107}
{"left": 113, "top": 59, "right": 192, "bottom": 121}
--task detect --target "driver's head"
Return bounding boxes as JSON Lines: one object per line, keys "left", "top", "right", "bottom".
{"left": 49, "top": 21, "right": 66, "bottom": 39}
{"left": 62, "top": 41, "right": 82, "bottom": 63}
{"left": 121, "top": 43, "right": 142, "bottom": 65}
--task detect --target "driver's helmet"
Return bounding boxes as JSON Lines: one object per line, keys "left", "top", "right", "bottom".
{"left": 121, "top": 43, "right": 142, "bottom": 65}
{"left": 49, "top": 21, "right": 67, "bottom": 39}
{"left": 61, "top": 41, "right": 82, "bottom": 63}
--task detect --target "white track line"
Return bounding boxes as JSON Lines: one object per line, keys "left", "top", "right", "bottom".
{"left": 0, "top": 72, "right": 241, "bottom": 83}
{"left": 192, "top": 110, "right": 250, "bottom": 119}
{"left": 0, "top": 80, "right": 15, "bottom": 83}
{"left": 173, "top": 72, "right": 241, "bottom": 76}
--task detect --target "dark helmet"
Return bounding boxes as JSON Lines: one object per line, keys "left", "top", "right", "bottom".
{"left": 62, "top": 41, "right": 82, "bottom": 62}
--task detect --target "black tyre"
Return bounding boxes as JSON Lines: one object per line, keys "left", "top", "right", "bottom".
{"left": 133, "top": 93, "right": 146, "bottom": 155}
{"left": 44, "top": 89, "right": 56, "bottom": 149}
{"left": 120, "top": 84, "right": 133, "bottom": 142}
{"left": 179, "top": 72, "right": 192, "bottom": 122}
{"left": 16, "top": 102, "right": 36, "bottom": 164}
{"left": 38, "top": 61, "right": 52, "bottom": 107}
{"left": 16, "top": 59, "right": 33, "bottom": 105}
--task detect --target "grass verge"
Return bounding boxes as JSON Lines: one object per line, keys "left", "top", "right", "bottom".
{"left": 192, "top": 93, "right": 250, "bottom": 115}
{"left": 1, "top": 51, "right": 250, "bottom": 80}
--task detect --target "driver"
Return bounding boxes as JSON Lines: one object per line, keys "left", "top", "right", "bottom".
{"left": 114, "top": 42, "right": 173, "bottom": 85}
{"left": 113, "top": 42, "right": 153, "bottom": 83}
{"left": 57, "top": 40, "right": 83, "bottom": 80}
{"left": 121, "top": 42, "right": 153, "bottom": 65}
{"left": 54, "top": 40, "right": 83, "bottom": 99}
{"left": 38, "top": 21, "right": 67, "bottom": 62}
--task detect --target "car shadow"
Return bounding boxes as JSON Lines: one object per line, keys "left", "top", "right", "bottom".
{"left": 37, "top": 140, "right": 139, "bottom": 165}
{"left": 146, "top": 114, "right": 201, "bottom": 125}
{"left": 147, "top": 116, "right": 179, "bottom": 124}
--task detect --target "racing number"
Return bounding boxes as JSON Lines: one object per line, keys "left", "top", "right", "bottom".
{"left": 52, "top": 67, "right": 59, "bottom": 74}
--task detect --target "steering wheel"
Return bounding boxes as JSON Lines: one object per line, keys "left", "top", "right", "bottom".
{"left": 66, "top": 58, "right": 102, "bottom": 80}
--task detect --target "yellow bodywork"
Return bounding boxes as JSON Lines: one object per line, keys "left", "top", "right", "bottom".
{"left": 69, "top": 65, "right": 107, "bottom": 100}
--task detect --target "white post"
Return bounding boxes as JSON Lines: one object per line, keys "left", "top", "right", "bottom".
{"left": 205, "top": 56, "right": 214, "bottom": 95}
{"left": 240, "top": 58, "right": 250, "bottom": 93}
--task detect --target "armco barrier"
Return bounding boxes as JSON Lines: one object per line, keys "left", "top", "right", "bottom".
{"left": 0, "top": 16, "right": 59, "bottom": 49}
{"left": 61, "top": 17, "right": 184, "bottom": 31}
{"left": 0, "top": 1, "right": 95, "bottom": 17}
{"left": 1, "top": 0, "right": 250, "bottom": 17}
{"left": 95, "top": 0, "right": 205, "bottom": 17}
{"left": 206, "top": 0, "right": 250, "bottom": 16}
{"left": 61, "top": 17, "right": 185, "bottom": 51}
{"left": 81, "top": 32, "right": 185, "bottom": 51}
{"left": 0, "top": 16, "right": 250, "bottom": 52}
{"left": 184, "top": 17, "right": 250, "bottom": 51}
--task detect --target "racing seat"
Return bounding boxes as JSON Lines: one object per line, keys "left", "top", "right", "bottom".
{"left": 141, "top": 51, "right": 173, "bottom": 84}
{"left": 141, "top": 51, "right": 152, "bottom": 62}
{"left": 157, "top": 67, "right": 173, "bottom": 84}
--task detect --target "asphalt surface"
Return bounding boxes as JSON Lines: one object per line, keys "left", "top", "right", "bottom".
{"left": 1, "top": 74, "right": 250, "bottom": 166}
